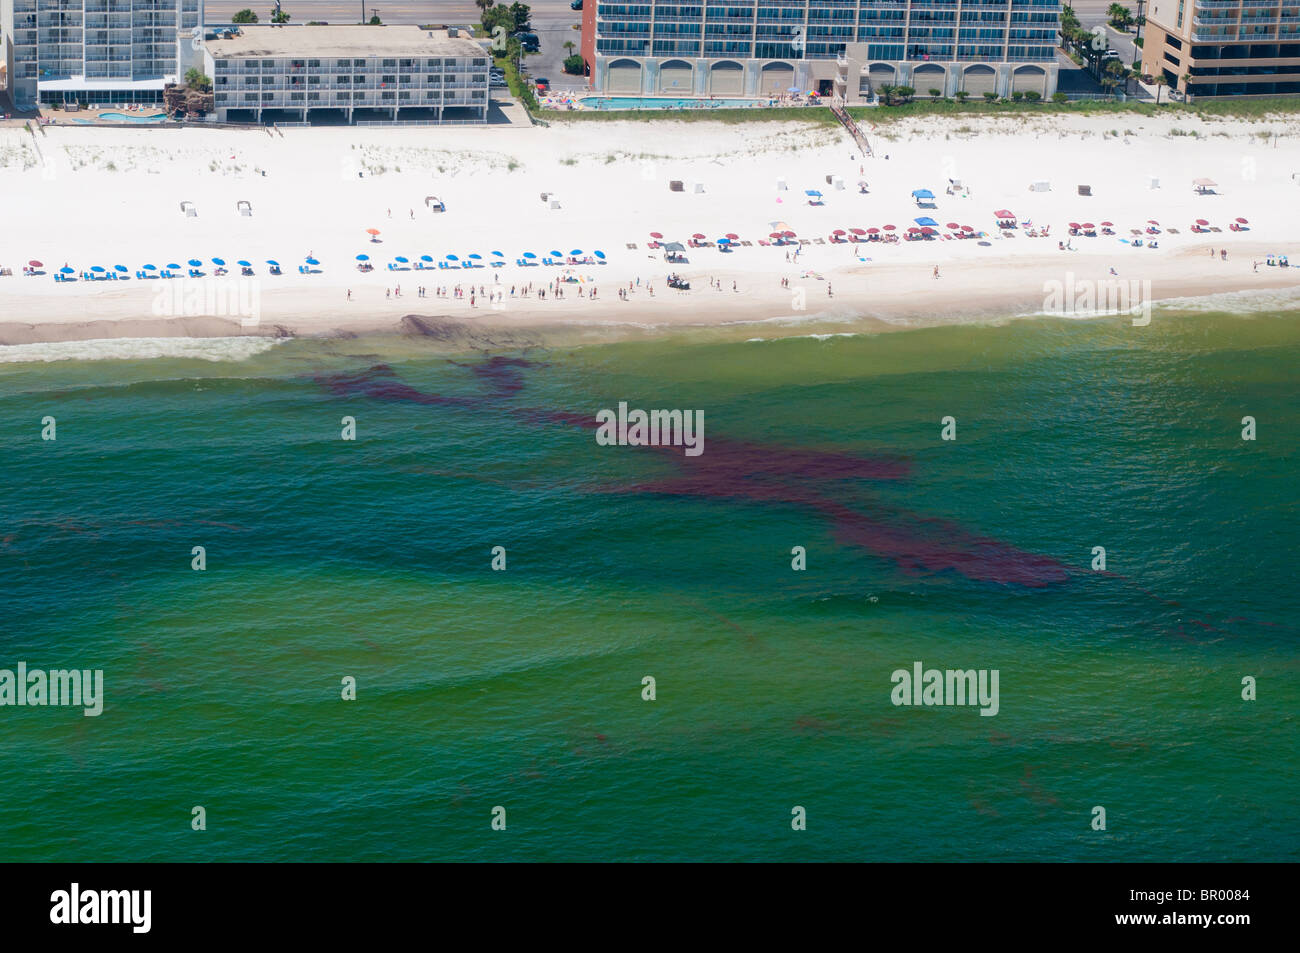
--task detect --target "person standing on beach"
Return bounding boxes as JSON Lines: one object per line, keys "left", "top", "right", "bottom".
{"left": 347, "top": 290, "right": 352, "bottom": 301}
{"left": 933, "top": 266, "right": 940, "bottom": 279}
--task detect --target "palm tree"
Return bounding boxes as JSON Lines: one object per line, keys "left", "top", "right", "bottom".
{"left": 475, "top": 0, "right": 494, "bottom": 15}
{"left": 877, "top": 83, "right": 895, "bottom": 106}
{"left": 1181, "top": 71, "right": 1193, "bottom": 99}
{"left": 1154, "top": 74, "right": 1167, "bottom": 105}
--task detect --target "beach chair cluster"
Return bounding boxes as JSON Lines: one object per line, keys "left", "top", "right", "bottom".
{"left": 50, "top": 259, "right": 295, "bottom": 282}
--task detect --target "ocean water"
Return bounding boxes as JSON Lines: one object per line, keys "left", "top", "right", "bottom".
{"left": 1, "top": 309, "right": 1296, "bottom": 862}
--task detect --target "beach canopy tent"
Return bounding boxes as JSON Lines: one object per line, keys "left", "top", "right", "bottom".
{"left": 911, "top": 189, "right": 934, "bottom": 199}
{"left": 180, "top": 201, "right": 196, "bottom": 217}
{"left": 994, "top": 209, "right": 1015, "bottom": 219}
{"left": 425, "top": 195, "right": 446, "bottom": 212}
{"left": 776, "top": 178, "right": 788, "bottom": 190}
{"left": 1030, "top": 181, "right": 1050, "bottom": 192}
{"left": 1078, "top": 184, "right": 1092, "bottom": 196}
{"left": 914, "top": 217, "right": 939, "bottom": 227}
{"left": 663, "top": 241, "right": 686, "bottom": 252}
{"left": 1193, "top": 177, "right": 1218, "bottom": 194}
{"left": 237, "top": 200, "right": 252, "bottom": 216}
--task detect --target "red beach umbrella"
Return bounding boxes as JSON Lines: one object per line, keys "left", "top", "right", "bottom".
{"left": 994, "top": 209, "right": 1014, "bottom": 219}
{"left": 769, "top": 231, "right": 783, "bottom": 238}
{"left": 946, "top": 222, "right": 959, "bottom": 230}
{"left": 907, "top": 227, "right": 921, "bottom": 233}
{"left": 865, "top": 227, "right": 880, "bottom": 234}
{"left": 921, "top": 227, "right": 938, "bottom": 235}
{"left": 832, "top": 228, "right": 846, "bottom": 235}
{"left": 29, "top": 260, "right": 43, "bottom": 267}
{"left": 366, "top": 227, "right": 380, "bottom": 235}
{"left": 1100, "top": 221, "right": 1113, "bottom": 227}
{"left": 725, "top": 232, "right": 739, "bottom": 240}
{"left": 849, "top": 227, "right": 866, "bottom": 235}
{"left": 650, "top": 231, "right": 663, "bottom": 239}
{"left": 883, "top": 224, "right": 896, "bottom": 231}
{"left": 692, "top": 233, "right": 705, "bottom": 239}
{"left": 1196, "top": 219, "right": 1210, "bottom": 226}
{"left": 782, "top": 230, "right": 796, "bottom": 238}
{"left": 1068, "top": 222, "right": 1081, "bottom": 229}
{"left": 1082, "top": 223, "right": 1095, "bottom": 229}
{"left": 1235, "top": 217, "right": 1248, "bottom": 224}
{"left": 1147, "top": 219, "right": 1159, "bottom": 225}
{"left": 961, "top": 225, "right": 974, "bottom": 232}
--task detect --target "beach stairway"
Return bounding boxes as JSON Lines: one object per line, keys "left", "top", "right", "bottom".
{"left": 830, "top": 102, "right": 872, "bottom": 157}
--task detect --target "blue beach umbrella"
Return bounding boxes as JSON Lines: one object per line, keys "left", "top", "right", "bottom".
{"left": 212, "top": 257, "right": 226, "bottom": 266}
{"left": 420, "top": 255, "right": 433, "bottom": 262}
{"left": 445, "top": 254, "right": 459, "bottom": 261}
{"left": 395, "top": 256, "right": 409, "bottom": 263}
{"left": 914, "top": 216, "right": 939, "bottom": 228}
{"left": 237, "top": 260, "right": 252, "bottom": 267}
{"left": 187, "top": 258, "right": 202, "bottom": 267}
{"left": 142, "top": 264, "right": 157, "bottom": 271}
{"left": 570, "top": 249, "right": 583, "bottom": 256}
{"left": 90, "top": 265, "right": 105, "bottom": 273}
{"left": 491, "top": 250, "right": 504, "bottom": 257}
{"left": 550, "top": 250, "right": 563, "bottom": 258}
{"left": 522, "top": 252, "right": 536, "bottom": 259}
{"left": 166, "top": 263, "right": 182, "bottom": 270}
{"left": 355, "top": 254, "right": 369, "bottom": 261}
{"left": 305, "top": 257, "right": 320, "bottom": 266}
{"left": 911, "top": 188, "right": 935, "bottom": 199}
{"left": 468, "top": 253, "right": 482, "bottom": 260}
{"left": 265, "top": 259, "right": 280, "bottom": 266}
{"left": 60, "top": 266, "right": 75, "bottom": 274}
{"left": 804, "top": 190, "right": 821, "bottom": 197}
{"left": 113, "top": 264, "right": 128, "bottom": 272}
{"left": 594, "top": 250, "right": 606, "bottom": 258}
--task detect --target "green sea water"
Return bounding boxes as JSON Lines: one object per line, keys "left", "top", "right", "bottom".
{"left": 1, "top": 309, "right": 1296, "bottom": 862}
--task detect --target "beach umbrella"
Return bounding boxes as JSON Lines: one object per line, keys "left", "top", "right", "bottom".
{"left": 570, "top": 249, "right": 583, "bottom": 256}
{"left": 167, "top": 263, "right": 182, "bottom": 270}
{"left": 961, "top": 225, "right": 974, "bottom": 232}
{"left": 366, "top": 228, "right": 380, "bottom": 235}
{"left": 921, "top": 227, "right": 938, "bottom": 235}
{"left": 692, "top": 233, "right": 705, "bottom": 239}
{"left": 491, "top": 251, "right": 504, "bottom": 257}
{"left": 187, "top": 258, "right": 202, "bottom": 267}
{"left": 805, "top": 190, "right": 822, "bottom": 197}
{"left": 1082, "top": 223, "right": 1095, "bottom": 229}
{"left": 445, "top": 254, "right": 459, "bottom": 261}
{"left": 650, "top": 232, "right": 663, "bottom": 239}
{"left": 1100, "top": 221, "right": 1114, "bottom": 227}
{"left": 911, "top": 189, "right": 934, "bottom": 199}
{"left": 946, "top": 222, "right": 959, "bottom": 230}
{"left": 769, "top": 232, "right": 782, "bottom": 239}
{"left": 1069, "top": 222, "right": 1080, "bottom": 229}
{"left": 782, "top": 230, "right": 796, "bottom": 238}
{"left": 832, "top": 229, "right": 846, "bottom": 236}
{"left": 994, "top": 209, "right": 1014, "bottom": 219}
{"left": 1195, "top": 219, "right": 1209, "bottom": 226}
{"left": 28, "top": 260, "right": 43, "bottom": 267}
{"left": 212, "top": 257, "right": 226, "bottom": 266}
{"left": 114, "top": 264, "right": 128, "bottom": 272}
{"left": 725, "top": 233, "right": 739, "bottom": 240}
{"left": 523, "top": 252, "right": 537, "bottom": 259}
{"left": 395, "top": 256, "right": 409, "bottom": 263}
{"left": 865, "top": 228, "right": 879, "bottom": 234}
{"left": 1147, "top": 219, "right": 1159, "bottom": 225}
{"left": 849, "top": 228, "right": 866, "bottom": 236}
{"left": 60, "top": 266, "right": 75, "bottom": 274}
{"left": 356, "top": 254, "right": 370, "bottom": 261}
{"left": 907, "top": 227, "right": 921, "bottom": 233}
{"left": 421, "top": 255, "right": 434, "bottom": 262}
{"left": 717, "top": 238, "right": 731, "bottom": 245}
{"left": 468, "top": 253, "right": 482, "bottom": 260}
{"left": 1236, "top": 217, "right": 1248, "bottom": 224}
{"left": 266, "top": 260, "right": 279, "bottom": 266}
{"left": 883, "top": 224, "right": 896, "bottom": 231}
{"left": 914, "top": 217, "right": 939, "bottom": 227}
{"left": 91, "top": 265, "right": 105, "bottom": 273}
{"left": 237, "top": 260, "right": 252, "bottom": 267}
{"left": 594, "top": 250, "right": 606, "bottom": 259}
{"left": 306, "top": 258, "right": 320, "bottom": 266}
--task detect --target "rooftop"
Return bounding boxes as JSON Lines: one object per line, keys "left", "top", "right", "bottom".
{"left": 204, "top": 25, "right": 489, "bottom": 60}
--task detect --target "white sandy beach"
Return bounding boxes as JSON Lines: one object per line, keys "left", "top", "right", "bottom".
{"left": 2, "top": 111, "right": 1300, "bottom": 346}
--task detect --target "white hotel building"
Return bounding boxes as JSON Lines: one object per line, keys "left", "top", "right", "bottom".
{"left": 1, "top": 0, "right": 202, "bottom": 107}
{"left": 202, "top": 26, "right": 491, "bottom": 124}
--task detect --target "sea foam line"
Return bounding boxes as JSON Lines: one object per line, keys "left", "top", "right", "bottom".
{"left": 0, "top": 336, "right": 284, "bottom": 365}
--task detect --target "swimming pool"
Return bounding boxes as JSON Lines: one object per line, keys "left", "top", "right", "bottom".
{"left": 574, "top": 97, "right": 774, "bottom": 111}
{"left": 71, "top": 112, "right": 168, "bottom": 123}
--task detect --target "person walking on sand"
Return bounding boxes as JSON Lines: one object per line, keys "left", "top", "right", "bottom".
{"left": 410, "top": 209, "right": 414, "bottom": 220}
{"left": 386, "top": 288, "right": 391, "bottom": 298}
{"left": 347, "top": 289, "right": 352, "bottom": 301}
{"left": 933, "top": 265, "right": 940, "bottom": 279}
{"left": 827, "top": 282, "right": 833, "bottom": 297}
{"left": 1221, "top": 249, "right": 1227, "bottom": 261}
{"left": 1210, "top": 248, "right": 1215, "bottom": 258}
{"left": 387, "top": 208, "right": 391, "bottom": 218}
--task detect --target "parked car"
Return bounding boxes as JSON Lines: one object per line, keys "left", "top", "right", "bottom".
{"left": 571, "top": 0, "right": 583, "bottom": 8}
{"left": 511, "top": 31, "right": 540, "bottom": 51}
{"left": 535, "top": 77, "right": 551, "bottom": 91}
{"left": 490, "top": 75, "right": 506, "bottom": 88}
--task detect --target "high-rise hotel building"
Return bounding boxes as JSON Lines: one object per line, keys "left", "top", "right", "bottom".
{"left": 579, "top": 0, "right": 1062, "bottom": 102}
{"left": 1, "top": 0, "right": 202, "bottom": 107}
{"left": 1141, "top": 0, "right": 1300, "bottom": 96}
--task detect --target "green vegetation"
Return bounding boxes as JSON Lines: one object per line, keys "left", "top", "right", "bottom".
{"left": 184, "top": 67, "right": 212, "bottom": 91}
{"left": 271, "top": 8, "right": 290, "bottom": 23}
{"left": 563, "top": 54, "right": 584, "bottom": 75}
{"left": 368, "top": 14, "right": 382, "bottom": 24}
{"left": 231, "top": 9, "right": 257, "bottom": 23}
{"left": 495, "top": 40, "right": 538, "bottom": 112}
{"left": 482, "top": 1, "right": 530, "bottom": 38}
{"left": 1107, "top": 3, "right": 1134, "bottom": 29}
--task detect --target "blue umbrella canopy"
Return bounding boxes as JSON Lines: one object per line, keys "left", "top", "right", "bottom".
{"left": 113, "top": 264, "right": 128, "bottom": 272}
{"left": 420, "top": 255, "right": 433, "bottom": 262}
{"left": 187, "top": 258, "right": 202, "bottom": 267}
{"left": 522, "top": 252, "right": 537, "bottom": 259}
{"left": 550, "top": 250, "right": 563, "bottom": 257}
{"left": 142, "top": 263, "right": 157, "bottom": 270}
{"left": 468, "top": 253, "right": 482, "bottom": 260}
{"left": 804, "top": 190, "right": 822, "bottom": 197}
{"left": 167, "top": 263, "right": 182, "bottom": 270}
{"left": 305, "top": 257, "right": 320, "bottom": 265}
{"left": 445, "top": 254, "right": 459, "bottom": 261}
{"left": 911, "top": 188, "right": 935, "bottom": 199}
{"left": 914, "top": 216, "right": 939, "bottom": 227}
{"left": 594, "top": 250, "right": 606, "bottom": 258}
{"left": 212, "top": 257, "right": 226, "bottom": 266}
{"left": 394, "top": 256, "right": 409, "bottom": 263}
{"left": 570, "top": 249, "right": 582, "bottom": 256}
{"left": 237, "top": 259, "right": 252, "bottom": 267}
{"left": 491, "top": 250, "right": 504, "bottom": 257}
{"left": 266, "top": 259, "right": 280, "bottom": 266}
{"left": 90, "top": 265, "right": 105, "bottom": 272}
{"left": 60, "top": 266, "right": 75, "bottom": 274}
{"left": 355, "top": 254, "right": 369, "bottom": 261}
